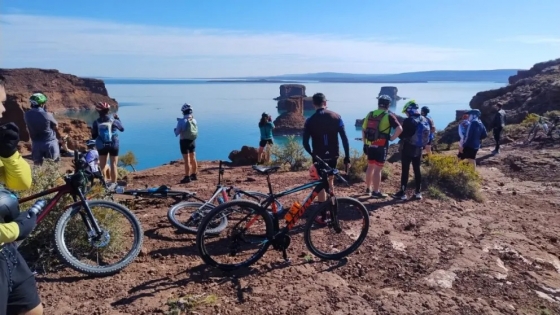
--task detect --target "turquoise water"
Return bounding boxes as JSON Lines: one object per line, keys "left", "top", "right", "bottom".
{"left": 70, "top": 82, "right": 503, "bottom": 170}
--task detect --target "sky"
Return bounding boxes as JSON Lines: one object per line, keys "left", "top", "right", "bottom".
{"left": 1, "top": 0, "right": 559, "bottom": 78}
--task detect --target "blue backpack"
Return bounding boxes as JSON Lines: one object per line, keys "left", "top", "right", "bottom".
{"left": 96, "top": 118, "right": 114, "bottom": 148}
{"left": 408, "top": 115, "right": 431, "bottom": 148}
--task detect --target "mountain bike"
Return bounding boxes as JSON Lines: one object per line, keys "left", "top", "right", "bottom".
{"left": 526, "top": 116, "right": 560, "bottom": 143}
{"left": 17, "top": 151, "right": 143, "bottom": 276}
{"left": 195, "top": 156, "right": 370, "bottom": 271}
{"left": 167, "top": 160, "right": 283, "bottom": 234}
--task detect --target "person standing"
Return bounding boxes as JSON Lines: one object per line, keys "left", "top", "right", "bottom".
{"left": 257, "top": 112, "right": 274, "bottom": 164}
{"left": 303, "top": 93, "right": 350, "bottom": 204}
{"left": 393, "top": 100, "right": 430, "bottom": 200}
{"left": 174, "top": 103, "right": 198, "bottom": 184}
{"left": 491, "top": 104, "right": 506, "bottom": 154}
{"left": 23, "top": 93, "right": 61, "bottom": 165}
{"left": 461, "top": 109, "right": 488, "bottom": 169}
{"left": 420, "top": 106, "right": 436, "bottom": 156}
{"left": 361, "top": 95, "right": 402, "bottom": 198}
{"left": 91, "top": 102, "right": 124, "bottom": 187}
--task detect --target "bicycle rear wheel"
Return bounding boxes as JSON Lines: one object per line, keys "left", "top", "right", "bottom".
{"left": 526, "top": 125, "right": 539, "bottom": 143}
{"left": 196, "top": 200, "right": 273, "bottom": 271}
{"left": 54, "top": 200, "right": 143, "bottom": 276}
{"left": 304, "top": 197, "right": 369, "bottom": 260}
{"left": 167, "top": 202, "right": 226, "bottom": 235}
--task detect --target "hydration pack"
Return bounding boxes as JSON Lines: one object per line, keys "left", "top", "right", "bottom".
{"left": 365, "top": 111, "right": 389, "bottom": 142}
{"left": 96, "top": 118, "right": 114, "bottom": 147}
{"left": 181, "top": 118, "right": 198, "bottom": 141}
{"left": 408, "top": 115, "right": 431, "bottom": 148}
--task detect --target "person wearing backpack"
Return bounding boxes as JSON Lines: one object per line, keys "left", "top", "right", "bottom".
{"left": 392, "top": 100, "right": 431, "bottom": 200}
{"left": 420, "top": 106, "right": 436, "bottom": 156}
{"left": 491, "top": 104, "right": 506, "bottom": 155}
{"left": 174, "top": 103, "right": 198, "bottom": 184}
{"left": 257, "top": 112, "right": 275, "bottom": 164}
{"left": 361, "top": 95, "right": 402, "bottom": 198}
{"left": 23, "top": 93, "right": 62, "bottom": 166}
{"left": 91, "top": 102, "right": 124, "bottom": 188}
{"left": 461, "top": 109, "right": 488, "bottom": 169}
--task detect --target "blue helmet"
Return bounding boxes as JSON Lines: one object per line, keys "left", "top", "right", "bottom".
{"left": 86, "top": 139, "right": 96, "bottom": 147}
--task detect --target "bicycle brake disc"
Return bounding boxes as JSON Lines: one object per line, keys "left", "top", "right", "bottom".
{"left": 91, "top": 230, "right": 111, "bottom": 248}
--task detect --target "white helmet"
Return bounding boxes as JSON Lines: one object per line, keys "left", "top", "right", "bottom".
{"left": 181, "top": 103, "right": 192, "bottom": 112}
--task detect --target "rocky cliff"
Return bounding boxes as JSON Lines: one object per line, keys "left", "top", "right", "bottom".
{"left": 274, "top": 84, "right": 306, "bottom": 100}
{"left": 0, "top": 68, "right": 117, "bottom": 146}
{"left": 272, "top": 97, "right": 306, "bottom": 135}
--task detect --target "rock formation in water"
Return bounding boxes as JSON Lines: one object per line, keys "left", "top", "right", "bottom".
{"left": 0, "top": 68, "right": 117, "bottom": 148}
{"left": 274, "top": 84, "right": 316, "bottom": 111}
{"left": 272, "top": 97, "right": 306, "bottom": 135}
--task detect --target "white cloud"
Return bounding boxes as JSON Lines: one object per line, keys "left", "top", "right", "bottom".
{"left": 0, "top": 13, "right": 539, "bottom": 77}
{"left": 498, "top": 35, "right": 560, "bottom": 45}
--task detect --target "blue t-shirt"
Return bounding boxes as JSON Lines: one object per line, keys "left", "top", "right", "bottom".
{"left": 259, "top": 121, "right": 274, "bottom": 140}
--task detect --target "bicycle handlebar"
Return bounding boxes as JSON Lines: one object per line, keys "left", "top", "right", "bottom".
{"left": 313, "top": 155, "right": 349, "bottom": 187}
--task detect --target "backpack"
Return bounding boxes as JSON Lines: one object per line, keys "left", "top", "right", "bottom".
{"left": 97, "top": 118, "right": 114, "bottom": 146}
{"left": 408, "top": 115, "right": 431, "bottom": 148}
{"left": 181, "top": 118, "right": 198, "bottom": 140}
{"left": 364, "top": 111, "right": 389, "bottom": 142}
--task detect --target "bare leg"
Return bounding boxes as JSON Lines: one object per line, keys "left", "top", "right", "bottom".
{"left": 467, "top": 158, "right": 476, "bottom": 170}
{"left": 257, "top": 146, "right": 264, "bottom": 163}
{"left": 99, "top": 154, "right": 109, "bottom": 181}
{"left": 372, "top": 165, "right": 383, "bottom": 192}
{"left": 365, "top": 164, "right": 375, "bottom": 191}
{"left": 189, "top": 152, "right": 198, "bottom": 175}
{"left": 425, "top": 144, "right": 432, "bottom": 156}
{"left": 317, "top": 176, "right": 334, "bottom": 203}
{"left": 22, "top": 303, "right": 44, "bottom": 315}
{"left": 110, "top": 155, "right": 119, "bottom": 183}
{"left": 182, "top": 154, "right": 190, "bottom": 176}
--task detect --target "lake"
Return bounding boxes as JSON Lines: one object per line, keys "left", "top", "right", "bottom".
{"left": 66, "top": 81, "right": 503, "bottom": 170}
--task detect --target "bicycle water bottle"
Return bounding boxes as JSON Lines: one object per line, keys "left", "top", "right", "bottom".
{"left": 217, "top": 196, "right": 225, "bottom": 204}
{"left": 27, "top": 200, "right": 47, "bottom": 218}
{"left": 285, "top": 201, "right": 302, "bottom": 224}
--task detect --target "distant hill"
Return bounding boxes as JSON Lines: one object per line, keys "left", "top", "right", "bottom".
{"left": 250, "top": 69, "right": 520, "bottom": 83}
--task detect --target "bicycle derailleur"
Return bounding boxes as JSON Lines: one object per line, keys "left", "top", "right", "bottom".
{"left": 272, "top": 234, "right": 291, "bottom": 261}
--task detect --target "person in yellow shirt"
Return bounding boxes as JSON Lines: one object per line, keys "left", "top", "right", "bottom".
{"left": 361, "top": 95, "right": 402, "bottom": 198}
{"left": 0, "top": 78, "right": 43, "bottom": 315}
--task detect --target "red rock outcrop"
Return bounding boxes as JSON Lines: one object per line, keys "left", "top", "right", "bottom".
{"left": 0, "top": 68, "right": 116, "bottom": 144}
{"left": 274, "top": 84, "right": 306, "bottom": 100}
{"left": 273, "top": 97, "right": 306, "bottom": 135}
{"left": 228, "top": 146, "right": 259, "bottom": 166}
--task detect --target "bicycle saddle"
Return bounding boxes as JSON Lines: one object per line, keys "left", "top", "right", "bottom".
{"left": 252, "top": 165, "right": 280, "bottom": 175}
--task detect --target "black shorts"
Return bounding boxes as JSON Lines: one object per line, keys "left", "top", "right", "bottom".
{"left": 259, "top": 139, "right": 273, "bottom": 147}
{"left": 98, "top": 145, "right": 119, "bottom": 157}
{"left": 180, "top": 139, "right": 196, "bottom": 154}
{"left": 461, "top": 147, "right": 478, "bottom": 160}
{"left": 0, "top": 244, "right": 41, "bottom": 315}
{"left": 367, "top": 145, "right": 388, "bottom": 166}
{"left": 313, "top": 156, "right": 338, "bottom": 169}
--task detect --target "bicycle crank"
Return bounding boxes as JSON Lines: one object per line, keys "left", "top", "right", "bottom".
{"left": 272, "top": 234, "right": 291, "bottom": 261}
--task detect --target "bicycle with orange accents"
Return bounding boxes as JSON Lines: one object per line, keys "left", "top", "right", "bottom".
{"left": 195, "top": 156, "right": 370, "bottom": 271}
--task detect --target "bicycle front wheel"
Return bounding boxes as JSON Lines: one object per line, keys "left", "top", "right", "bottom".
{"left": 196, "top": 200, "right": 273, "bottom": 271}
{"left": 304, "top": 197, "right": 369, "bottom": 260}
{"left": 54, "top": 200, "right": 144, "bottom": 276}
{"left": 167, "top": 202, "right": 227, "bottom": 235}
{"left": 527, "top": 125, "right": 539, "bottom": 143}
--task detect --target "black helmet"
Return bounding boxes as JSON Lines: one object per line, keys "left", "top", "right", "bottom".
{"left": 0, "top": 188, "right": 20, "bottom": 224}
{"left": 421, "top": 106, "right": 430, "bottom": 114}
{"left": 378, "top": 94, "right": 392, "bottom": 108}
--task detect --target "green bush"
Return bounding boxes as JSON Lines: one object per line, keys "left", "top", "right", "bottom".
{"left": 269, "top": 135, "right": 309, "bottom": 171}
{"left": 336, "top": 149, "right": 367, "bottom": 182}
{"left": 522, "top": 113, "right": 540, "bottom": 126}
{"left": 423, "top": 154, "right": 482, "bottom": 201}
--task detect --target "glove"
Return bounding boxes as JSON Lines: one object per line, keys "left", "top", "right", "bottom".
{"left": 363, "top": 144, "right": 368, "bottom": 155}
{"left": 0, "top": 122, "right": 20, "bottom": 158}
{"left": 14, "top": 210, "right": 37, "bottom": 241}
{"left": 343, "top": 156, "right": 350, "bottom": 165}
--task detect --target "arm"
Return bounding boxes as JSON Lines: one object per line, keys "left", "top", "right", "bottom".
{"left": 302, "top": 120, "right": 312, "bottom": 156}
{"left": 269, "top": 122, "right": 275, "bottom": 129}
{"left": 91, "top": 120, "right": 98, "bottom": 139}
{"left": 0, "top": 151, "right": 32, "bottom": 191}
{"left": 389, "top": 114, "right": 403, "bottom": 141}
{"left": 113, "top": 118, "right": 124, "bottom": 132}
{"left": 361, "top": 113, "right": 369, "bottom": 145}
{"left": 480, "top": 123, "right": 488, "bottom": 139}
{"left": 338, "top": 118, "right": 350, "bottom": 158}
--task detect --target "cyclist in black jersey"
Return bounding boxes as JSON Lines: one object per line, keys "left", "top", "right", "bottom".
{"left": 302, "top": 93, "right": 350, "bottom": 204}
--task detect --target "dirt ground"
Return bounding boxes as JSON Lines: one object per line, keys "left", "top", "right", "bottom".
{"left": 34, "top": 139, "right": 560, "bottom": 315}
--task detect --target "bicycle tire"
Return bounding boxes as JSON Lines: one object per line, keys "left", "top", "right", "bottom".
{"left": 196, "top": 200, "right": 274, "bottom": 271}
{"left": 527, "top": 125, "right": 538, "bottom": 143}
{"left": 54, "top": 200, "right": 144, "bottom": 276}
{"left": 304, "top": 197, "right": 369, "bottom": 260}
{"left": 167, "top": 202, "right": 226, "bottom": 235}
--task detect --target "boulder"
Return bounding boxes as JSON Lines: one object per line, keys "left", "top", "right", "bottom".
{"left": 273, "top": 98, "right": 306, "bottom": 135}
{"left": 0, "top": 68, "right": 117, "bottom": 142}
{"left": 228, "top": 146, "right": 259, "bottom": 166}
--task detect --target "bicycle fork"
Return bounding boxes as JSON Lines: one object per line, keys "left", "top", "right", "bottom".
{"left": 73, "top": 190, "right": 105, "bottom": 240}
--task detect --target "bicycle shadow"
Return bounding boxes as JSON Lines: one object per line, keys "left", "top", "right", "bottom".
{"left": 144, "top": 227, "right": 193, "bottom": 243}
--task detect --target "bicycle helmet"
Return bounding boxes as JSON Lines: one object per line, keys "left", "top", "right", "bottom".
{"left": 421, "top": 106, "right": 430, "bottom": 115}
{"left": 466, "top": 109, "right": 481, "bottom": 118}
{"left": 95, "top": 102, "right": 110, "bottom": 111}
{"left": 309, "top": 164, "right": 320, "bottom": 180}
{"left": 402, "top": 100, "right": 419, "bottom": 114}
{"left": 29, "top": 93, "right": 48, "bottom": 108}
{"left": 85, "top": 139, "right": 96, "bottom": 147}
{"left": 378, "top": 94, "right": 392, "bottom": 108}
{"left": 181, "top": 103, "right": 192, "bottom": 112}
{"left": 0, "top": 188, "right": 20, "bottom": 224}
{"left": 262, "top": 112, "right": 269, "bottom": 118}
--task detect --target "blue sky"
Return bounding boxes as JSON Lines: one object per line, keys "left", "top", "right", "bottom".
{"left": 1, "top": 0, "right": 559, "bottom": 78}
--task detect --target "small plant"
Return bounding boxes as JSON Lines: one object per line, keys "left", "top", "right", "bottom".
{"left": 427, "top": 186, "right": 447, "bottom": 200}
{"left": 269, "top": 135, "right": 309, "bottom": 171}
{"left": 423, "top": 154, "right": 482, "bottom": 201}
{"left": 166, "top": 294, "right": 218, "bottom": 315}
{"left": 521, "top": 113, "right": 540, "bottom": 126}
{"left": 118, "top": 151, "right": 138, "bottom": 172}
{"left": 336, "top": 149, "right": 367, "bottom": 182}
{"left": 381, "top": 163, "right": 392, "bottom": 181}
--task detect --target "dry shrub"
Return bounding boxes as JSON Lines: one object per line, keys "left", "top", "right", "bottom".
{"left": 336, "top": 149, "right": 367, "bottom": 182}
{"left": 423, "top": 154, "right": 483, "bottom": 201}
{"left": 269, "top": 135, "right": 309, "bottom": 171}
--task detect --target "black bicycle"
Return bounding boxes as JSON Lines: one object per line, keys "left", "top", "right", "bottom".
{"left": 167, "top": 160, "right": 283, "bottom": 234}
{"left": 526, "top": 115, "right": 560, "bottom": 143}
{"left": 195, "top": 156, "right": 370, "bottom": 271}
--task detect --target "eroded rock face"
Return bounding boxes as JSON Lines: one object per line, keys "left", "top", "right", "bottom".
{"left": 275, "top": 84, "right": 306, "bottom": 100}
{"left": 0, "top": 68, "right": 116, "bottom": 143}
{"left": 228, "top": 146, "right": 258, "bottom": 166}
{"left": 273, "top": 98, "right": 306, "bottom": 135}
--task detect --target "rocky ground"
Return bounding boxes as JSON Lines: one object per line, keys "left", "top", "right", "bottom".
{"left": 30, "top": 138, "right": 560, "bottom": 315}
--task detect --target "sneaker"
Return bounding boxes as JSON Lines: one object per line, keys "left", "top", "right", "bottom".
{"left": 414, "top": 192, "right": 423, "bottom": 200}
{"left": 190, "top": 173, "right": 198, "bottom": 181}
{"left": 392, "top": 190, "right": 407, "bottom": 200}
{"left": 370, "top": 191, "right": 388, "bottom": 199}
{"left": 180, "top": 176, "right": 191, "bottom": 184}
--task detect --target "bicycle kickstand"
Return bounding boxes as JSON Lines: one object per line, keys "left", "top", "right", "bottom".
{"left": 282, "top": 248, "right": 291, "bottom": 263}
